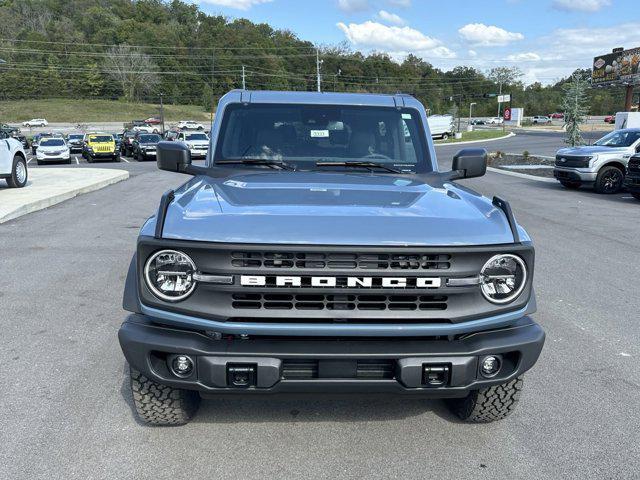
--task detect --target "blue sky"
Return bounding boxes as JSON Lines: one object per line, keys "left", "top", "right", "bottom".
{"left": 193, "top": 0, "right": 640, "bottom": 84}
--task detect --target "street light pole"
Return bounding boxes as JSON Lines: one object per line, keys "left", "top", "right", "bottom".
{"left": 469, "top": 102, "right": 477, "bottom": 125}
{"left": 159, "top": 93, "right": 164, "bottom": 135}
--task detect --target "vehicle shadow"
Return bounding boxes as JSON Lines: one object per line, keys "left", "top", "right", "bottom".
{"left": 118, "top": 363, "right": 462, "bottom": 426}
{"left": 509, "top": 179, "right": 638, "bottom": 206}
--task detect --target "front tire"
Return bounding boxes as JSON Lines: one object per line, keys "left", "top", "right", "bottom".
{"left": 595, "top": 166, "right": 624, "bottom": 194}
{"left": 441, "top": 133, "right": 449, "bottom": 141}
{"left": 129, "top": 367, "right": 200, "bottom": 426}
{"left": 446, "top": 377, "right": 523, "bottom": 423}
{"left": 6, "top": 155, "right": 28, "bottom": 188}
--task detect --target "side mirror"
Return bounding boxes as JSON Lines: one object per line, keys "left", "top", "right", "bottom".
{"left": 451, "top": 148, "right": 487, "bottom": 179}
{"left": 157, "top": 141, "right": 192, "bottom": 173}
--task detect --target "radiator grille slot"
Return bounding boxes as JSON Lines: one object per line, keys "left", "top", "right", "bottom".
{"left": 231, "top": 252, "right": 450, "bottom": 270}
{"left": 231, "top": 293, "right": 447, "bottom": 311}
{"left": 282, "top": 359, "right": 395, "bottom": 379}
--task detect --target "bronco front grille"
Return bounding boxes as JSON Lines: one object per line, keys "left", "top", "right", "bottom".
{"left": 231, "top": 252, "right": 451, "bottom": 270}
{"left": 231, "top": 293, "right": 448, "bottom": 311}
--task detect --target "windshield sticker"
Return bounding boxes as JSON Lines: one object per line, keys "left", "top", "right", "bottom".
{"left": 402, "top": 113, "right": 412, "bottom": 119}
{"left": 310, "top": 130, "right": 329, "bottom": 138}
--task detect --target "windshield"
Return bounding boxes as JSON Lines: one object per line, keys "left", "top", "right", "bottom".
{"left": 41, "top": 139, "right": 65, "bottom": 147}
{"left": 214, "top": 104, "right": 430, "bottom": 172}
{"left": 139, "top": 134, "right": 161, "bottom": 143}
{"left": 89, "top": 135, "right": 113, "bottom": 142}
{"left": 185, "top": 133, "right": 208, "bottom": 141}
{"left": 68, "top": 134, "right": 83, "bottom": 140}
{"left": 594, "top": 130, "right": 640, "bottom": 147}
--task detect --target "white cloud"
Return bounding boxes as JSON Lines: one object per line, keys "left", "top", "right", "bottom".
{"left": 337, "top": 20, "right": 455, "bottom": 58}
{"left": 337, "top": 0, "right": 369, "bottom": 12}
{"left": 458, "top": 23, "right": 524, "bottom": 47}
{"left": 506, "top": 52, "right": 541, "bottom": 62}
{"left": 388, "top": 0, "right": 411, "bottom": 7}
{"left": 198, "top": 0, "right": 272, "bottom": 10}
{"left": 377, "top": 10, "right": 405, "bottom": 26}
{"left": 468, "top": 50, "right": 477, "bottom": 58}
{"left": 552, "top": 0, "right": 611, "bottom": 12}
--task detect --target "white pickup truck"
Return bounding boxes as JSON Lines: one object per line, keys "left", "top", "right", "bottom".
{"left": 0, "top": 132, "right": 28, "bottom": 188}
{"left": 427, "top": 115, "right": 454, "bottom": 140}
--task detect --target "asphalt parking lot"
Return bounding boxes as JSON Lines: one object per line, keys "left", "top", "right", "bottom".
{"left": 1, "top": 129, "right": 638, "bottom": 479}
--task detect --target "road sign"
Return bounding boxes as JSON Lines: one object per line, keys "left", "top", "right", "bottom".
{"left": 497, "top": 94, "right": 511, "bottom": 103}
{"left": 503, "top": 107, "right": 512, "bottom": 121}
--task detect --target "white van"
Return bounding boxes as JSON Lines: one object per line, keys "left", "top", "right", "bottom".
{"left": 427, "top": 115, "right": 454, "bottom": 140}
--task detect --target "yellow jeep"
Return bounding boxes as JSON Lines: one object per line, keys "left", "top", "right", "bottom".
{"left": 82, "top": 133, "right": 119, "bottom": 162}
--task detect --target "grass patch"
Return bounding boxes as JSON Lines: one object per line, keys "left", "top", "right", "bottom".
{"left": 435, "top": 129, "right": 509, "bottom": 144}
{"left": 0, "top": 98, "right": 212, "bottom": 123}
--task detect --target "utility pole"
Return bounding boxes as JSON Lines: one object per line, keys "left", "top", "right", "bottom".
{"left": 159, "top": 93, "right": 164, "bottom": 135}
{"left": 242, "top": 65, "right": 246, "bottom": 90}
{"left": 469, "top": 102, "right": 476, "bottom": 126}
{"left": 316, "top": 49, "right": 322, "bottom": 92}
{"left": 497, "top": 81, "right": 503, "bottom": 117}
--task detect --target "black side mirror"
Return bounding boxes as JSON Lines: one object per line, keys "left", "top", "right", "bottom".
{"left": 451, "top": 148, "right": 487, "bottom": 179}
{"left": 157, "top": 141, "right": 192, "bottom": 173}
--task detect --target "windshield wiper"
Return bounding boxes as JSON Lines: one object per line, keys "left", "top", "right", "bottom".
{"left": 215, "top": 158, "right": 296, "bottom": 170}
{"left": 315, "top": 161, "right": 402, "bottom": 174}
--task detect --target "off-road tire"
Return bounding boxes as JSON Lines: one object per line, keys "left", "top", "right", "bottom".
{"left": 560, "top": 180, "right": 581, "bottom": 189}
{"left": 6, "top": 154, "right": 28, "bottom": 188}
{"left": 129, "top": 367, "right": 200, "bottom": 426}
{"left": 595, "top": 165, "right": 624, "bottom": 194}
{"left": 446, "top": 376, "right": 523, "bottom": 423}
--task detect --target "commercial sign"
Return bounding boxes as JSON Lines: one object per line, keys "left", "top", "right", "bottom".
{"left": 503, "top": 107, "right": 512, "bottom": 121}
{"left": 592, "top": 47, "right": 640, "bottom": 86}
{"left": 497, "top": 94, "right": 511, "bottom": 103}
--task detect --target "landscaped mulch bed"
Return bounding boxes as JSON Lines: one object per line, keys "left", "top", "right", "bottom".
{"left": 488, "top": 153, "right": 555, "bottom": 178}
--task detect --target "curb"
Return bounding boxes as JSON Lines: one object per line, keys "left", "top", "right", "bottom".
{"left": 487, "top": 166, "right": 556, "bottom": 183}
{"left": 0, "top": 170, "right": 130, "bottom": 224}
{"left": 434, "top": 132, "right": 515, "bottom": 147}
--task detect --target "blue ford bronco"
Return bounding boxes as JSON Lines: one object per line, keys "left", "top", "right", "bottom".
{"left": 119, "top": 90, "right": 544, "bottom": 425}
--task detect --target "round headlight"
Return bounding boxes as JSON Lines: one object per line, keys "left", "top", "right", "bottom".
{"left": 144, "top": 249, "right": 196, "bottom": 302}
{"left": 480, "top": 254, "right": 527, "bottom": 304}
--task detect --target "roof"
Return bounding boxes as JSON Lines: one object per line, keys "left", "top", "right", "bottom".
{"left": 221, "top": 89, "right": 422, "bottom": 109}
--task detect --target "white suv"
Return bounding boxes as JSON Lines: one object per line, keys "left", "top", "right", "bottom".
{"left": 532, "top": 116, "right": 551, "bottom": 124}
{"left": 22, "top": 118, "right": 48, "bottom": 127}
{"left": 176, "top": 131, "right": 209, "bottom": 159}
{"left": 177, "top": 120, "right": 204, "bottom": 131}
{"left": 487, "top": 117, "right": 504, "bottom": 125}
{"left": 0, "top": 131, "right": 28, "bottom": 188}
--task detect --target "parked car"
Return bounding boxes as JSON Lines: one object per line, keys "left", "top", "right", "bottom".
{"left": 164, "top": 130, "right": 180, "bottom": 141}
{"left": 118, "top": 90, "right": 544, "bottom": 426}
{"left": 132, "top": 124, "right": 157, "bottom": 134}
{"left": 604, "top": 115, "right": 615, "bottom": 124}
{"left": 549, "top": 113, "right": 564, "bottom": 119}
{"left": 487, "top": 117, "right": 504, "bottom": 125}
{"left": 113, "top": 133, "right": 124, "bottom": 150}
{"left": 120, "top": 130, "right": 137, "bottom": 156}
{"left": 469, "top": 119, "right": 486, "bottom": 125}
{"left": 145, "top": 117, "right": 162, "bottom": 125}
{"left": 177, "top": 120, "right": 204, "bottom": 130}
{"left": 82, "top": 133, "right": 119, "bottom": 162}
{"left": 35, "top": 137, "right": 71, "bottom": 165}
{"left": 1, "top": 123, "right": 20, "bottom": 136}
{"left": 532, "top": 116, "right": 551, "bottom": 125}
{"left": 22, "top": 118, "right": 48, "bottom": 128}
{"left": 176, "top": 131, "right": 209, "bottom": 158}
{"left": 0, "top": 130, "right": 28, "bottom": 188}
{"left": 427, "top": 115, "right": 454, "bottom": 140}
{"left": 554, "top": 128, "right": 640, "bottom": 193}
{"left": 624, "top": 153, "right": 640, "bottom": 201}
{"left": 31, "top": 132, "right": 55, "bottom": 154}
{"left": 132, "top": 133, "right": 162, "bottom": 161}
{"left": 66, "top": 133, "right": 85, "bottom": 153}
{"left": 13, "top": 134, "right": 29, "bottom": 150}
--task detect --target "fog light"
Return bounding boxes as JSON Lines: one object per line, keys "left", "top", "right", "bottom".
{"left": 170, "top": 355, "right": 194, "bottom": 377}
{"left": 480, "top": 355, "right": 501, "bottom": 377}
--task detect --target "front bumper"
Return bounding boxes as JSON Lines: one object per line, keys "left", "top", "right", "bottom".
{"left": 87, "top": 151, "right": 117, "bottom": 158}
{"left": 624, "top": 173, "right": 640, "bottom": 192}
{"left": 553, "top": 167, "right": 597, "bottom": 183}
{"left": 118, "top": 314, "right": 544, "bottom": 396}
{"left": 37, "top": 155, "right": 70, "bottom": 162}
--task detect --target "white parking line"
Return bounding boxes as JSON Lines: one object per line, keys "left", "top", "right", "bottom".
{"left": 27, "top": 157, "right": 33, "bottom": 164}
{"left": 120, "top": 156, "right": 130, "bottom": 163}
{"left": 75, "top": 157, "right": 79, "bottom": 165}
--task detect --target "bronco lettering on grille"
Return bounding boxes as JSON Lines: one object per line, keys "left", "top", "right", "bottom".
{"left": 240, "top": 275, "right": 442, "bottom": 288}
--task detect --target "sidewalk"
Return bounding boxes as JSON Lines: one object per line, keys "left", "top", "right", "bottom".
{"left": 0, "top": 168, "right": 129, "bottom": 223}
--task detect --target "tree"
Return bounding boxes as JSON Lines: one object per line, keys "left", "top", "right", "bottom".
{"left": 561, "top": 73, "right": 590, "bottom": 147}
{"left": 104, "top": 45, "right": 159, "bottom": 101}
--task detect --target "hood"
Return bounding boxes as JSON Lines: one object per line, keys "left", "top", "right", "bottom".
{"left": 157, "top": 171, "right": 517, "bottom": 246}
{"left": 557, "top": 145, "right": 630, "bottom": 156}
{"left": 38, "top": 144, "right": 68, "bottom": 151}
{"left": 184, "top": 139, "right": 209, "bottom": 146}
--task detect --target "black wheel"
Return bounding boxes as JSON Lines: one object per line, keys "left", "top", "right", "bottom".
{"left": 560, "top": 180, "right": 581, "bottom": 189}
{"left": 632, "top": 192, "right": 640, "bottom": 201}
{"left": 86, "top": 154, "right": 93, "bottom": 163}
{"left": 595, "top": 166, "right": 624, "bottom": 194}
{"left": 66, "top": 158, "right": 72, "bottom": 165}
{"left": 197, "top": 126, "right": 203, "bottom": 131}
{"left": 446, "top": 377, "right": 523, "bottom": 423}
{"left": 441, "top": 133, "right": 449, "bottom": 140}
{"left": 129, "top": 367, "right": 200, "bottom": 426}
{"left": 6, "top": 154, "right": 28, "bottom": 188}
{"left": 113, "top": 155, "right": 120, "bottom": 162}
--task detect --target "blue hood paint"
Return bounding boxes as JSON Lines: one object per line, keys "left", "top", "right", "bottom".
{"left": 152, "top": 171, "right": 518, "bottom": 246}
